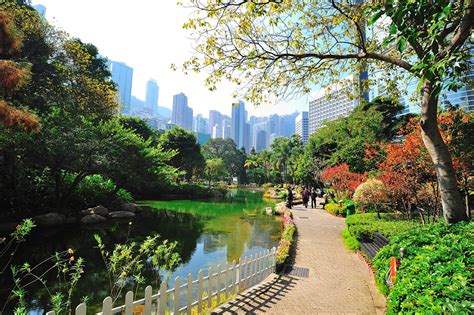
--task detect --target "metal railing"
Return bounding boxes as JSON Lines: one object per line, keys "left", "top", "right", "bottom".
{"left": 47, "top": 247, "right": 276, "bottom": 315}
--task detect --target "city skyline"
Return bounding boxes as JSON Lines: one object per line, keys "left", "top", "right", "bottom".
{"left": 31, "top": 0, "right": 309, "bottom": 117}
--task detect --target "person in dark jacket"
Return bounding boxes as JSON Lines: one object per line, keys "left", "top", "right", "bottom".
{"left": 311, "top": 188, "right": 317, "bottom": 208}
{"left": 286, "top": 186, "right": 294, "bottom": 209}
{"left": 302, "top": 187, "right": 310, "bottom": 208}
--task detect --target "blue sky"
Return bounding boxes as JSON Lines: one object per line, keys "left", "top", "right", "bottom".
{"left": 32, "top": 0, "right": 308, "bottom": 117}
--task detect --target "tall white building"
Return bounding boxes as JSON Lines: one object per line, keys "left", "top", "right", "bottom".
{"left": 171, "top": 92, "right": 193, "bottom": 131}
{"left": 295, "top": 111, "right": 309, "bottom": 144}
{"left": 309, "top": 76, "right": 358, "bottom": 135}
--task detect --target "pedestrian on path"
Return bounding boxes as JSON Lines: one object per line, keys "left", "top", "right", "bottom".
{"left": 286, "top": 186, "right": 294, "bottom": 209}
{"left": 311, "top": 187, "right": 317, "bottom": 208}
{"left": 302, "top": 187, "right": 310, "bottom": 208}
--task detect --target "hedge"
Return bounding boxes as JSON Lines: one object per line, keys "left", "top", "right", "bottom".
{"left": 373, "top": 222, "right": 473, "bottom": 314}
{"left": 346, "top": 213, "right": 420, "bottom": 241}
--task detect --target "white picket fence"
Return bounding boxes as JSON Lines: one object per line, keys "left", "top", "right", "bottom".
{"left": 47, "top": 247, "right": 276, "bottom": 315}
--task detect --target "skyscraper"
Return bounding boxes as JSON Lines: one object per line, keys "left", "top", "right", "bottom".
{"left": 252, "top": 120, "right": 268, "bottom": 151}
{"left": 109, "top": 61, "right": 133, "bottom": 114}
{"left": 256, "top": 130, "right": 267, "bottom": 152}
{"left": 231, "top": 100, "right": 247, "bottom": 148}
{"left": 145, "top": 79, "right": 159, "bottom": 117}
{"left": 308, "top": 76, "right": 358, "bottom": 135}
{"left": 194, "top": 114, "right": 209, "bottom": 134}
{"left": 171, "top": 92, "right": 193, "bottom": 130}
{"left": 244, "top": 123, "right": 251, "bottom": 153}
{"left": 209, "top": 110, "right": 222, "bottom": 137}
{"left": 295, "top": 111, "right": 309, "bottom": 144}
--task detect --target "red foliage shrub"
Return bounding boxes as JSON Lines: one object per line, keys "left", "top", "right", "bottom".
{"left": 321, "top": 163, "right": 366, "bottom": 199}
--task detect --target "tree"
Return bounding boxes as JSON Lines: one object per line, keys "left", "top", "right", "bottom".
{"left": 159, "top": 127, "right": 204, "bottom": 182}
{"left": 321, "top": 163, "right": 366, "bottom": 200}
{"left": 182, "top": 0, "right": 473, "bottom": 222}
{"left": 202, "top": 138, "right": 245, "bottom": 183}
{"left": 354, "top": 178, "right": 387, "bottom": 219}
{"left": 205, "top": 158, "right": 225, "bottom": 185}
{"left": 0, "top": 10, "right": 39, "bottom": 131}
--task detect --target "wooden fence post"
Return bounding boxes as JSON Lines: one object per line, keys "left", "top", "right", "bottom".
{"left": 144, "top": 285, "right": 152, "bottom": 314}
{"left": 102, "top": 296, "right": 113, "bottom": 315}
{"left": 75, "top": 302, "right": 86, "bottom": 315}
{"left": 124, "top": 291, "right": 133, "bottom": 315}
{"left": 224, "top": 261, "right": 229, "bottom": 299}
{"left": 187, "top": 273, "right": 193, "bottom": 315}
{"left": 158, "top": 281, "right": 167, "bottom": 315}
{"left": 197, "top": 270, "right": 203, "bottom": 314}
{"left": 208, "top": 266, "right": 213, "bottom": 308}
{"left": 174, "top": 277, "right": 180, "bottom": 315}
{"left": 216, "top": 264, "right": 222, "bottom": 305}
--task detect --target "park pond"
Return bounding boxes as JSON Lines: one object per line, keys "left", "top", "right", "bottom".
{"left": 2, "top": 189, "right": 281, "bottom": 313}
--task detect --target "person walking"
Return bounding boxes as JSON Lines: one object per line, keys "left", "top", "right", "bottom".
{"left": 302, "top": 187, "right": 310, "bottom": 208}
{"left": 286, "top": 186, "right": 294, "bottom": 209}
{"left": 311, "top": 187, "right": 317, "bottom": 208}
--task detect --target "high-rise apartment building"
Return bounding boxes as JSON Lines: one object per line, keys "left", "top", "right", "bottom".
{"left": 255, "top": 130, "right": 267, "bottom": 152}
{"left": 253, "top": 120, "right": 268, "bottom": 151}
{"left": 209, "top": 110, "right": 222, "bottom": 137}
{"left": 440, "top": 57, "right": 474, "bottom": 112}
{"left": 194, "top": 114, "right": 209, "bottom": 134}
{"left": 295, "top": 111, "right": 309, "bottom": 144}
{"left": 281, "top": 112, "right": 298, "bottom": 138}
{"left": 145, "top": 79, "right": 159, "bottom": 117}
{"left": 109, "top": 61, "right": 133, "bottom": 113}
{"left": 171, "top": 92, "right": 193, "bottom": 130}
{"left": 222, "top": 119, "right": 231, "bottom": 139}
{"left": 308, "top": 76, "right": 358, "bottom": 135}
{"left": 231, "top": 101, "right": 247, "bottom": 148}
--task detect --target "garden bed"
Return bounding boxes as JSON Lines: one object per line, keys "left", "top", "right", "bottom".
{"left": 344, "top": 213, "right": 473, "bottom": 313}
{"left": 274, "top": 203, "right": 296, "bottom": 269}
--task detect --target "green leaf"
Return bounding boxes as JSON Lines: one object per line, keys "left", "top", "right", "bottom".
{"left": 397, "top": 37, "right": 407, "bottom": 52}
{"left": 368, "top": 11, "right": 383, "bottom": 26}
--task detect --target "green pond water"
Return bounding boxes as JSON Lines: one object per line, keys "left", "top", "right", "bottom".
{"left": 2, "top": 189, "right": 281, "bottom": 313}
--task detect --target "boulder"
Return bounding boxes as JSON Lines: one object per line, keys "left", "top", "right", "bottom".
{"left": 33, "top": 212, "right": 66, "bottom": 227}
{"left": 80, "top": 205, "right": 109, "bottom": 217}
{"left": 109, "top": 211, "right": 136, "bottom": 219}
{"left": 118, "top": 203, "right": 142, "bottom": 213}
{"left": 80, "top": 214, "right": 107, "bottom": 225}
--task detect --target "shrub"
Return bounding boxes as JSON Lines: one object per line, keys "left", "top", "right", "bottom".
{"left": 353, "top": 178, "right": 387, "bottom": 218}
{"left": 346, "top": 213, "right": 420, "bottom": 241}
{"left": 325, "top": 202, "right": 347, "bottom": 216}
{"left": 373, "top": 222, "right": 473, "bottom": 314}
{"left": 65, "top": 174, "right": 134, "bottom": 209}
{"left": 342, "top": 228, "right": 359, "bottom": 251}
{"left": 321, "top": 163, "right": 366, "bottom": 199}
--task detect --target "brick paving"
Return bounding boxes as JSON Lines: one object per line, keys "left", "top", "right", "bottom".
{"left": 212, "top": 203, "right": 386, "bottom": 314}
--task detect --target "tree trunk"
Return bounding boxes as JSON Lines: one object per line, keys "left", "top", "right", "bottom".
{"left": 419, "top": 81, "right": 468, "bottom": 223}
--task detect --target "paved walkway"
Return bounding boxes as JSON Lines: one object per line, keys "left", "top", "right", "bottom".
{"left": 212, "top": 204, "right": 386, "bottom": 314}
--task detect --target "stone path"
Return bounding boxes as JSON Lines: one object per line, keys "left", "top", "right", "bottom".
{"left": 212, "top": 204, "right": 386, "bottom": 314}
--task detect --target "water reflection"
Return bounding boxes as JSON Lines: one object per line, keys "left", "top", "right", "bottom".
{"left": 0, "top": 190, "right": 280, "bottom": 313}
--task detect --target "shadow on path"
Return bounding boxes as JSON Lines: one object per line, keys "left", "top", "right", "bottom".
{"left": 212, "top": 222, "right": 301, "bottom": 314}
{"left": 211, "top": 274, "right": 299, "bottom": 314}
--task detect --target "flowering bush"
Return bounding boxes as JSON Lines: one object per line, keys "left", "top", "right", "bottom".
{"left": 321, "top": 163, "right": 366, "bottom": 199}
{"left": 275, "top": 205, "right": 296, "bottom": 265}
{"left": 353, "top": 179, "right": 387, "bottom": 218}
